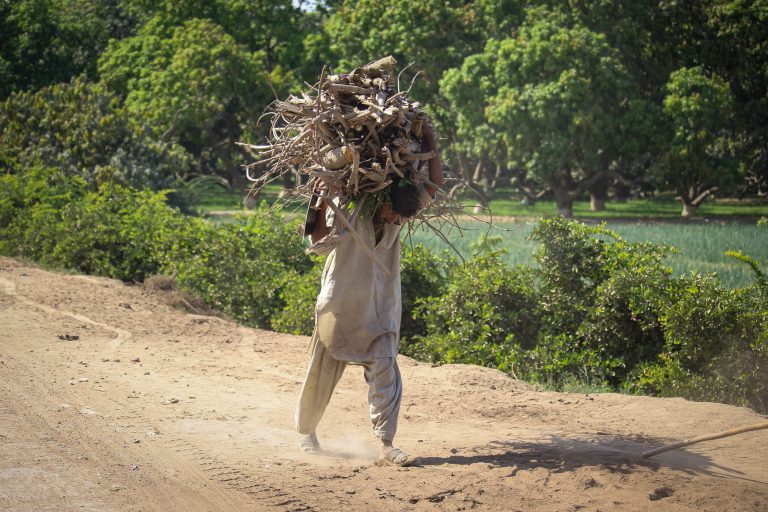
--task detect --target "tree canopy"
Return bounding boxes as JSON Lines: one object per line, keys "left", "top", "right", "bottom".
{"left": 1, "top": 0, "right": 766, "bottom": 214}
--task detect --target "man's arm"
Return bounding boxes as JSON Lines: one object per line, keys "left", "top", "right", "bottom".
{"left": 420, "top": 123, "right": 443, "bottom": 198}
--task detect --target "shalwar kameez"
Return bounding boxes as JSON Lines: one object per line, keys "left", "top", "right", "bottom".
{"left": 295, "top": 205, "right": 404, "bottom": 443}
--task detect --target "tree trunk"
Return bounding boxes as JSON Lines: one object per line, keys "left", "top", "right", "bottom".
{"left": 453, "top": 146, "right": 473, "bottom": 184}
{"left": 218, "top": 143, "right": 247, "bottom": 197}
{"left": 681, "top": 201, "right": 698, "bottom": 217}
{"left": 590, "top": 194, "right": 606, "bottom": 211}
{"left": 549, "top": 168, "right": 577, "bottom": 218}
{"left": 552, "top": 185, "right": 574, "bottom": 218}
{"left": 679, "top": 184, "right": 716, "bottom": 217}
{"left": 613, "top": 181, "right": 630, "bottom": 203}
{"left": 588, "top": 175, "right": 610, "bottom": 211}
{"left": 220, "top": 113, "right": 248, "bottom": 196}
{"left": 472, "top": 160, "right": 489, "bottom": 213}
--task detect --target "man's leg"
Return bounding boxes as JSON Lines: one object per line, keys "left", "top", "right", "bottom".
{"left": 295, "top": 335, "right": 347, "bottom": 451}
{"left": 362, "top": 356, "right": 409, "bottom": 465}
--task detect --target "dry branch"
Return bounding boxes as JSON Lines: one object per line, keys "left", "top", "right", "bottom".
{"left": 241, "top": 56, "right": 441, "bottom": 212}
{"left": 240, "top": 56, "right": 476, "bottom": 262}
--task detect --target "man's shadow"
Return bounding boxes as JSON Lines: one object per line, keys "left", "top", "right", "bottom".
{"left": 412, "top": 433, "right": 764, "bottom": 484}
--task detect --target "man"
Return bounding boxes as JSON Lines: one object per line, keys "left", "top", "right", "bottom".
{"left": 295, "top": 125, "right": 443, "bottom": 466}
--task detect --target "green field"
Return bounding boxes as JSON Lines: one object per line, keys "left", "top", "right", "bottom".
{"left": 405, "top": 219, "right": 768, "bottom": 289}
{"left": 478, "top": 194, "right": 768, "bottom": 218}
{"left": 191, "top": 184, "right": 767, "bottom": 289}
{"left": 191, "top": 183, "right": 768, "bottom": 219}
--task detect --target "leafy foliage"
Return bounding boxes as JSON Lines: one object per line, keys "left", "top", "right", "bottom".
{"left": 270, "top": 258, "right": 323, "bottom": 336}
{"left": 0, "top": 78, "right": 190, "bottom": 190}
{"left": 407, "top": 252, "right": 540, "bottom": 372}
{"left": 98, "top": 16, "right": 277, "bottom": 192}
{"left": 169, "top": 211, "right": 312, "bottom": 329}
{"left": 653, "top": 66, "right": 739, "bottom": 214}
{"left": 441, "top": 8, "right": 656, "bottom": 216}
{"left": 0, "top": 0, "right": 126, "bottom": 98}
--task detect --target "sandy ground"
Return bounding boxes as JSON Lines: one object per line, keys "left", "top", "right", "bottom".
{"left": 1, "top": 256, "right": 767, "bottom": 512}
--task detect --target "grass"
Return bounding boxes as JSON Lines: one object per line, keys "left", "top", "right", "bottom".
{"left": 190, "top": 183, "right": 768, "bottom": 288}
{"left": 190, "top": 182, "right": 283, "bottom": 213}
{"left": 193, "top": 181, "right": 767, "bottom": 218}
{"left": 404, "top": 219, "right": 768, "bottom": 289}
{"left": 480, "top": 195, "right": 768, "bottom": 218}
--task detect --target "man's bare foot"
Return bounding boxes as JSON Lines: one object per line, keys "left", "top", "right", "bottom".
{"left": 377, "top": 443, "right": 411, "bottom": 467}
{"left": 299, "top": 432, "right": 321, "bottom": 453}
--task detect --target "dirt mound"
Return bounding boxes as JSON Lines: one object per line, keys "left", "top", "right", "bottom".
{"left": 1, "top": 256, "right": 766, "bottom": 511}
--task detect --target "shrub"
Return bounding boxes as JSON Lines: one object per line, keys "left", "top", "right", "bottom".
{"left": 271, "top": 258, "right": 324, "bottom": 336}
{"left": 530, "top": 217, "right": 613, "bottom": 334}
{"left": 633, "top": 253, "right": 768, "bottom": 413}
{"left": 0, "top": 169, "right": 206, "bottom": 282}
{"left": 0, "top": 166, "right": 89, "bottom": 254}
{"left": 528, "top": 217, "right": 674, "bottom": 386}
{"left": 407, "top": 252, "right": 540, "bottom": 371}
{"left": 171, "top": 210, "right": 312, "bottom": 329}
{"left": 399, "top": 243, "right": 451, "bottom": 342}
{"left": 0, "top": 78, "right": 191, "bottom": 190}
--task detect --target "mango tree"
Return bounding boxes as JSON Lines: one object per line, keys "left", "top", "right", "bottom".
{"left": 442, "top": 9, "right": 653, "bottom": 216}
{"left": 654, "top": 66, "right": 738, "bottom": 217}
{"left": 323, "top": 0, "right": 525, "bottom": 194}
{"left": 98, "top": 17, "right": 279, "bottom": 193}
{"left": 0, "top": 0, "right": 123, "bottom": 98}
{"left": 0, "top": 78, "right": 189, "bottom": 190}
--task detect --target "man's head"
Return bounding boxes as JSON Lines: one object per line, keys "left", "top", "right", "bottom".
{"left": 388, "top": 178, "right": 424, "bottom": 219}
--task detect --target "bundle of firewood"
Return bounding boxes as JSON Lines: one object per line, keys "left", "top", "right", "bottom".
{"left": 240, "top": 56, "right": 436, "bottom": 206}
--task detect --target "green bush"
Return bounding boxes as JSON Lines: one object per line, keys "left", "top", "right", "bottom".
{"left": 633, "top": 253, "right": 768, "bottom": 413}
{"left": 520, "top": 332, "right": 623, "bottom": 389}
{"left": 530, "top": 217, "right": 613, "bottom": 334}
{"left": 0, "top": 78, "right": 190, "bottom": 190}
{"left": 54, "top": 185, "right": 203, "bottom": 281}
{"left": 171, "top": 211, "right": 312, "bottom": 329}
{"left": 0, "top": 175, "right": 201, "bottom": 282}
{"left": 525, "top": 218, "right": 675, "bottom": 386}
{"left": 270, "top": 258, "right": 324, "bottom": 336}
{"left": 400, "top": 243, "right": 452, "bottom": 342}
{"left": 0, "top": 166, "right": 89, "bottom": 254}
{"left": 407, "top": 252, "right": 540, "bottom": 372}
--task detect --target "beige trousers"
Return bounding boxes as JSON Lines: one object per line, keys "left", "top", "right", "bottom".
{"left": 295, "top": 335, "right": 402, "bottom": 443}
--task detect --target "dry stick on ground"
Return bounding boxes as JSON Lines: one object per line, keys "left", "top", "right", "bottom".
{"left": 641, "top": 421, "right": 768, "bottom": 458}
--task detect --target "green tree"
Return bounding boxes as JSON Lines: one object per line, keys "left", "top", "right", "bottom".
{"left": 655, "top": 66, "right": 738, "bottom": 217}
{"left": 324, "top": 0, "right": 525, "bottom": 196}
{"left": 703, "top": 0, "right": 768, "bottom": 197}
{"left": 0, "top": 78, "right": 189, "bottom": 190}
{"left": 0, "top": 0, "right": 133, "bottom": 98}
{"left": 324, "top": 0, "right": 493, "bottom": 100}
{"left": 119, "top": 0, "right": 306, "bottom": 78}
{"left": 442, "top": 9, "right": 653, "bottom": 216}
{"left": 98, "top": 17, "right": 277, "bottom": 193}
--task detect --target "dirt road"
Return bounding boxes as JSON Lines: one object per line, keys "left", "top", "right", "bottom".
{"left": 1, "top": 256, "right": 766, "bottom": 511}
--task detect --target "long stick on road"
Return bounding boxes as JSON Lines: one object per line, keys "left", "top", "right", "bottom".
{"left": 642, "top": 421, "right": 768, "bottom": 458}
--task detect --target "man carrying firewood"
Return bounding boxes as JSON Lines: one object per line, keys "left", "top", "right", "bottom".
{"left": 295, "top": 124, "right": 443, "bottom": 467}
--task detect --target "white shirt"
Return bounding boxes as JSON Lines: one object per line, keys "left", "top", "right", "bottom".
{"left": 311, "top": 206, "right": 401, "bottom": 362}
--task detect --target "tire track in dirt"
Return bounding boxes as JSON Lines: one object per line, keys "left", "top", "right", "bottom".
{"left": 159, "top": 435, "right": 316, "bottom": 511}
{"left": 0, "top": 276, "right": 131, "bottom": 358}
{"left": 1, "top": 275, "right": 312, "bottom": 511}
